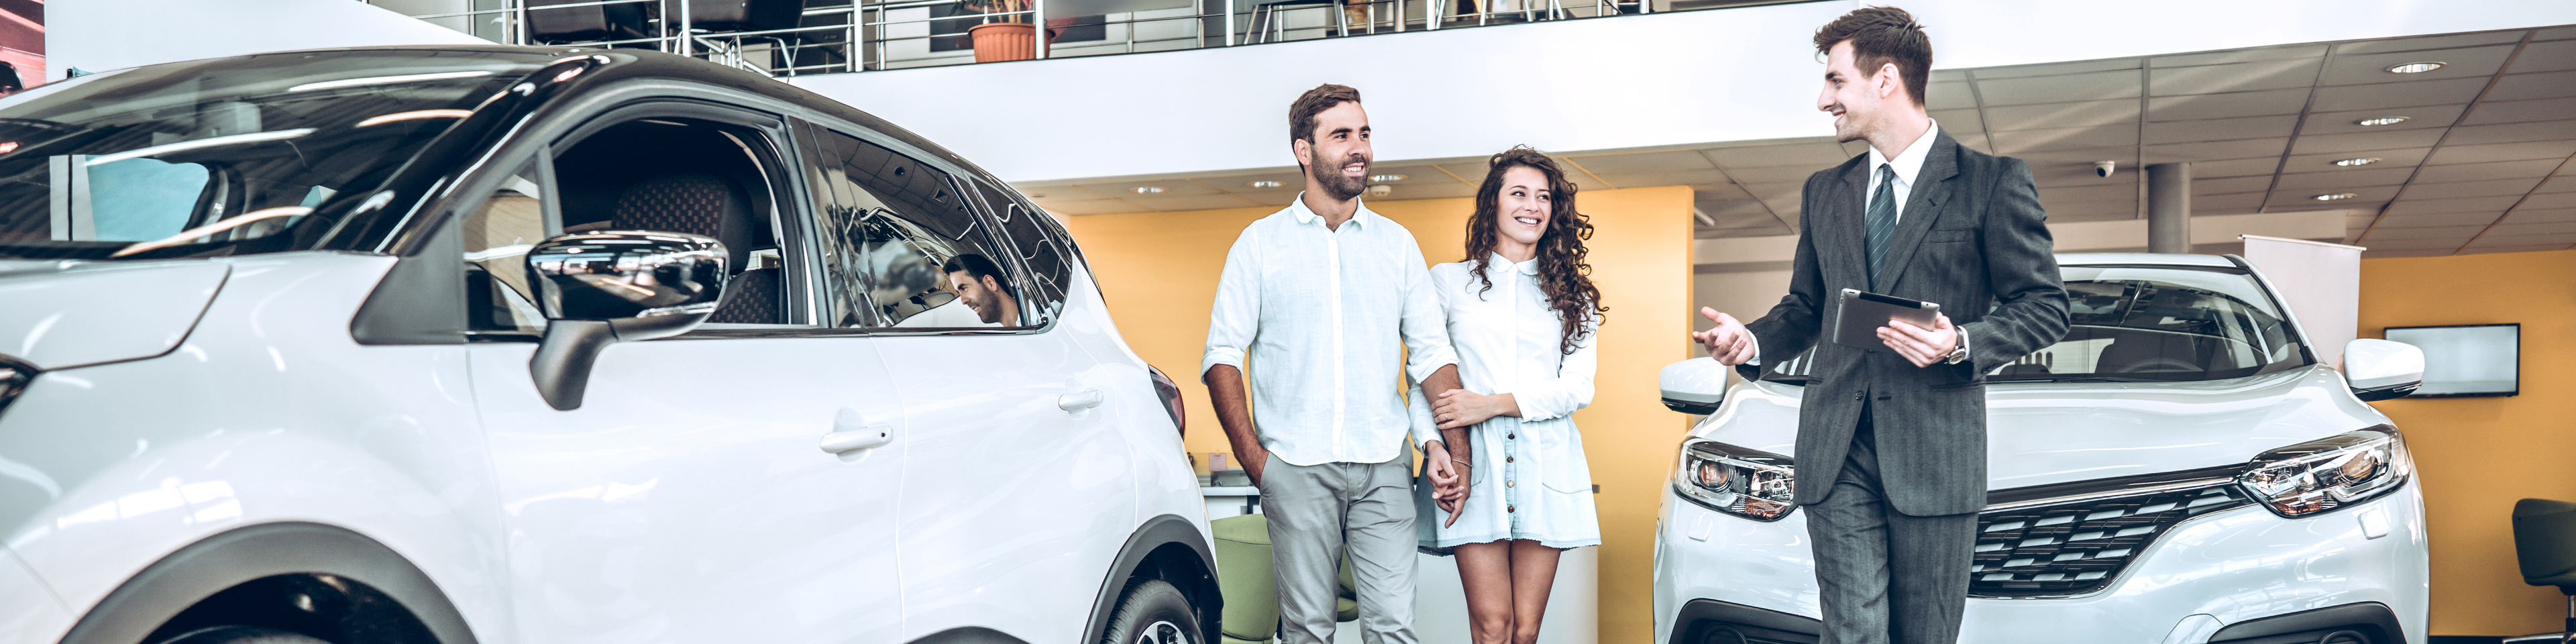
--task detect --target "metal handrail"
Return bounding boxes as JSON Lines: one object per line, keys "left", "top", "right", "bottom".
{"left": 370, "top": 0, "right": 1690, "bottom": 74}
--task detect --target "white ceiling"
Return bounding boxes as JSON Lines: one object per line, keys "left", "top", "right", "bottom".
{"left": 1018, "top": 24, "right": 2576, "bottom": 258}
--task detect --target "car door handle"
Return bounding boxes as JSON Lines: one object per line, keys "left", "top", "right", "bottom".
{"left": 1059, "top": 387, "right": 1106, "bottom": 411}
{"left": 820, "top": 407, "right": 895, "bottom": 453}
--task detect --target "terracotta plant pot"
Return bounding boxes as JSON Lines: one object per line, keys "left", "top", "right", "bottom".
{"left": 968, "top": 22, "right": 1054, "bottom": 62}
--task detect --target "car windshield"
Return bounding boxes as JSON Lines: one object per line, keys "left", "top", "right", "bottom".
{"left": 1761, "top": 264, "right": 2311, "bottom": 384}
{"left": 0, "top": 50, "right": 547, "bottom": 260}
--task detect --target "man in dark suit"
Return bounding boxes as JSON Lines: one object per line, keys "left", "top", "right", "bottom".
{"left": 1693, "top": 7, "right": 2070, "bottom": 644}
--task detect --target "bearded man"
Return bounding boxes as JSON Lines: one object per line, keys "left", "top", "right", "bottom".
{"left": 1201, "top": 83, "right": 1465, "bottom": 644}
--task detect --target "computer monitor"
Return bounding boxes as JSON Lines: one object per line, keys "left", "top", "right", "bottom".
{"left": 2383, "top": 323, "right": 2518, "bottom": 397}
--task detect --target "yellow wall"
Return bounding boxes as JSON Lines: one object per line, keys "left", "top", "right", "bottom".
{"left": 2358, "top": 248, "right": 2576, "bottom": 637}
{"left": 1066, "top": 186, "right": 1695, "bottom": 643}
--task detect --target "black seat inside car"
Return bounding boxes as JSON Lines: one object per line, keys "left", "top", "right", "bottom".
{"left": 610, "top": 172, "right": 778, "bottom": 324}
{"left": 557, "top": 119, "right": 784, "bottom": 325}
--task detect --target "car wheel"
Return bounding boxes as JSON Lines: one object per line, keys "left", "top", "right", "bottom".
{"left": 152, "top": 626, "right": 333, "bottom": 644}
{"left": 1100, "top": 578, "right": 1201, "bottom": 644}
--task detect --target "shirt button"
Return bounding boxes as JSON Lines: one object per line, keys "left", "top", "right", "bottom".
{"left": 1854, "top": 392, "right": 1864, "bottom": 400}
{"left": 1507, "top": 506, "right": 1517, "bottom": 513}
{"left": 1507, "top": 433, "right": 1516, "bottom": 440}
{"left": 1506, "top": 456, "right": 1515, "bottom": 463}
{"left": 1507, "top": 481, "right": 1515, "bottom": 488}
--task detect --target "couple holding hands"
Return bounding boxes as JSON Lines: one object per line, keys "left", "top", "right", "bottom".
{"left": 1206, "top": 7, "right": 2070, "bottom": 644}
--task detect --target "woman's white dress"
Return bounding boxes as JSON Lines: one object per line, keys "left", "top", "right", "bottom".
{"left": 1415, "top": 254, "right": 1601, "bottom": 551}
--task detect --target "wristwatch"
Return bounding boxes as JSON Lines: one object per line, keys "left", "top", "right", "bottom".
{"left": 1942, "top": 334, "right": 1970, "bottom": 365}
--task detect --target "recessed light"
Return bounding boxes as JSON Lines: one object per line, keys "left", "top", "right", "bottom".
{"left": 1369, "top": 174, "right": 1407, "bottom": 182}
{"left": 2314, "top": 193, "right": 2359, "bottom": 201}
{"left": 2385, "top": 62, "right": 2445, "bottom": 74}
{"left": 2355, "top": 116, "right": 2410, "bottom": 127}
{"left": 1132, "top": 186, "right": 1165, "bottom": 195}
{"left": 2332, "top": 158, "right": 2381, "bottom": 167}
{"left": 1246, "top": 180, "right": 1282, "bottom": 189}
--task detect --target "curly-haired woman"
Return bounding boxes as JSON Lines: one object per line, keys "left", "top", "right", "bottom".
{"left": 1411, "top": 146, "right": 1605, "bottom": 644}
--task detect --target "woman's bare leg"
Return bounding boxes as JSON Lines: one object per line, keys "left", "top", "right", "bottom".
{"left": 1507, "top": 539, "right": 1563, "bottom": 644}
{"left": 1453, "top": 541, "right": 1518, "bottom": 644}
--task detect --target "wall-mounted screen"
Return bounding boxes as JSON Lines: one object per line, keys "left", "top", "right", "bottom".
{"left": 2383, "top": 324, "right": 2518, "bottom": 397}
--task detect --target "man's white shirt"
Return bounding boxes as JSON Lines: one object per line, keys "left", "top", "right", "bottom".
{"left": 1202, "top": 193, "right": 1458, "bottom": 466}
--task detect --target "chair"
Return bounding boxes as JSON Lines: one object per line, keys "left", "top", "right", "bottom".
{"left": 1246, "top": 0, "right": 1348, "bottom": 44}
{"left": 2513, "top": 498, "right": 2576, "bottom": 644}
{"left": 1210, "top": 514, "right": 1361, "bottom": 644}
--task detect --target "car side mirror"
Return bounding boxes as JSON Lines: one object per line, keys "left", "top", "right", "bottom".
{"left": 1660, "top": 358, "right": 1728, "bottom": 415}
{"left": 2344, "top": 338, "right": 2424, "bottom": 402}
{"left": 526, "top": 231, "right": 729, "bottom": 411}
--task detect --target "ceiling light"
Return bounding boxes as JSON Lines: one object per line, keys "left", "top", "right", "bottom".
{"left": 1369, "top": 174, "right": 1407, "bottom": 182}
{"left": 2384, "top": 62, "right": 2445, "bottom": 74}
{"left": 2355, "top": 116, "right": 2409, "bottom": 127}
{"left": 1132, "top": 186, "right": 1165, "bottom": 194}
{"left": 1246, "top": 180, "right": 1282, "bottom": 189}
{"left": 2314, "top": 193, "right": 2359, "bottom": 201}
{"left": 2333, "top": 158, "right": 2381, "bottom": 167}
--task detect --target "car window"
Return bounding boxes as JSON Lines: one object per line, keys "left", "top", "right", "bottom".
{"left": 462, "top": 158, "right": 554, "bottom": 335}
{"left": 0, "top": 52, "right": 548, "bottom": 260}
{"left": 964, "top": 178, "right": 1069, "bottom": 325}
{"left": 1995, "top": 268, "right": 2306, "bottom": 382}
{"left": 805, "top": 124, "right": 1028, "bottom": 329}
{"left": 553, "top": 116, "right": 798, "bottom": 327}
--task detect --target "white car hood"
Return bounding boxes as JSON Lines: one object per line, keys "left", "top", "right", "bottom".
{"left": 1694, "top": 366, "right": 2390, "bottom": 491}
{"left": 0, "top": 260, "right": 229, "bottom": 370}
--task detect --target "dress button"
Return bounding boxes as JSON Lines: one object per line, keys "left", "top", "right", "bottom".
{"left": 1507, "top": 506, "right": 1517, "bottom": 513}
{"left": 1507, "top": 433, "right": 1516, "bottom": 439}
{"left": 1506, "top": 456, "right": 1515, "bottom": 463}
{"left": 1507, "top": 481, "right": 1515, "bottom": 488}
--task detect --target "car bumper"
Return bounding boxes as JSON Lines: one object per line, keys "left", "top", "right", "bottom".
{"left": 1654, "top": 482, "right": 2430, "bottom": 644}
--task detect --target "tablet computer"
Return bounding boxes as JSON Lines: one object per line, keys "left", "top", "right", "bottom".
{"left": 1831, "top": 288, "right": 1941, "bottom": 350}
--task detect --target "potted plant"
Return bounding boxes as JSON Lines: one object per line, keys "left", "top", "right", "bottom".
{"left": 963, "top": 0, "right": 1054, "bottom": 62}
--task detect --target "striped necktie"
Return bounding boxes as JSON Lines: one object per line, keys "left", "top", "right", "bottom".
{"left": 1865, "top": 163, "right": 1899, "bottom": 290}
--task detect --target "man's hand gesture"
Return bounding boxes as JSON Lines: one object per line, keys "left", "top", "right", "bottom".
{"left": 1693, "top": 307, "right": 1758, "bottom": 366}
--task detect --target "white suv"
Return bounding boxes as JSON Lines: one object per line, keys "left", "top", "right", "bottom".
{"left": 1653, "top": 254, "right": 2430, "bottom": 644}
{"left": 0, "top": 48, "right": 1215, "bottom": 644}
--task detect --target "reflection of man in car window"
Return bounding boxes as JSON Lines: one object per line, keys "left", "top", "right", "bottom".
{"left": 942, "top": 254, "right": 1018, "bottom": 327}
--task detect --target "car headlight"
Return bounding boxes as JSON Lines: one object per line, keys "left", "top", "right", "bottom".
{"left": 2238, "top": 426, "right": 2409, "bottom": 517}
{"left": 1672, "top": 440, "right": 1797, "bottom": 521}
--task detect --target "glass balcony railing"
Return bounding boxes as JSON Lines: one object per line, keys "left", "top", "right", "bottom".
{"left": 365, "top": 0, "right": 1803, "bottom": 74}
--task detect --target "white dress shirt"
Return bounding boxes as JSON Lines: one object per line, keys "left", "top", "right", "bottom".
{"left": 1203, "top": 194, "right": 1459, "bottom": 466}
{"left": 1408, "top": 255, "right": 1601, "bottom": 549}
{"left": 1868, "top": 118, "right": 1939, "bottom": 223}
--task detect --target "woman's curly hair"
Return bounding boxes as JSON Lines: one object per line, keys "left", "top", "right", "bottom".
{"left": 1464, "top": 146, "right": 1605, "bottom": 356}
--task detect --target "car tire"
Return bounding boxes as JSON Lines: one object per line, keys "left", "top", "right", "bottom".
{"left": 153, "top": 626, "right": 333, "bottom": 644}
{"left": 1100, "top": 578, "right": 1201, "bottom": 644}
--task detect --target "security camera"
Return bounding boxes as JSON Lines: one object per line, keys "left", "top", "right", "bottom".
{"left": 2094, "top": 161, "right": 2117, "bottom": 178}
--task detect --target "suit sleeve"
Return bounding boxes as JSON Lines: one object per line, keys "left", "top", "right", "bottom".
{"left": 1960, "top": 157, "right": 2071, "bottom": 374}
{"left": 1738, "top": 172, "right": 1833, "bottom": 381}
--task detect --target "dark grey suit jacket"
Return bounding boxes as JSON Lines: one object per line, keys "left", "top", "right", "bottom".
{"left": 1738, "top": 129, "right": 2070, "bottom": 517}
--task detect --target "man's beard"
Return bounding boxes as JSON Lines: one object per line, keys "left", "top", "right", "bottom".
{"left": 964, "top": 292, "right": 1001, "bottom": 324}
{"left": 1308, "top": 150, "right": 1370, "bottom": 201}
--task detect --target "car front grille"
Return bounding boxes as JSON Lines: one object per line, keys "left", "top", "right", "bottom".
{"left": 1970, "top": 483, "right": 2251, "bottom": 597}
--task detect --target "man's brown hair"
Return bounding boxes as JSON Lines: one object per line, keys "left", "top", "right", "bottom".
{"left": 1288, "top": 84, "right": 1362, "bottom": 144}
{"left": 1813, "top": 6, "right": 1932, "bottom": 106}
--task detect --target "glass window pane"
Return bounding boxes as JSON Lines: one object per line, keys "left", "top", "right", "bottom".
{"left": 808, "top": 127, "right": 1026, "bottom": 329}
{"left": 462, "top": 158, "right": 551, "bottom": 334}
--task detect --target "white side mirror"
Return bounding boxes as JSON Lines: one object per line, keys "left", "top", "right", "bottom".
{"left": 2344, "top": 338, "right": 2424, "bottom": 402}
{"left": 1660, "top": 358, "right": 1729, "bottom": 415}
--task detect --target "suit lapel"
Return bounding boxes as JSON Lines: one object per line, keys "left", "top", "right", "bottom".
{"left": 1825, "top": 158, "right": 1873, "bottom": 284}
{"left": 1874, "top": 131, "right": 1962, "bottom": 294}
